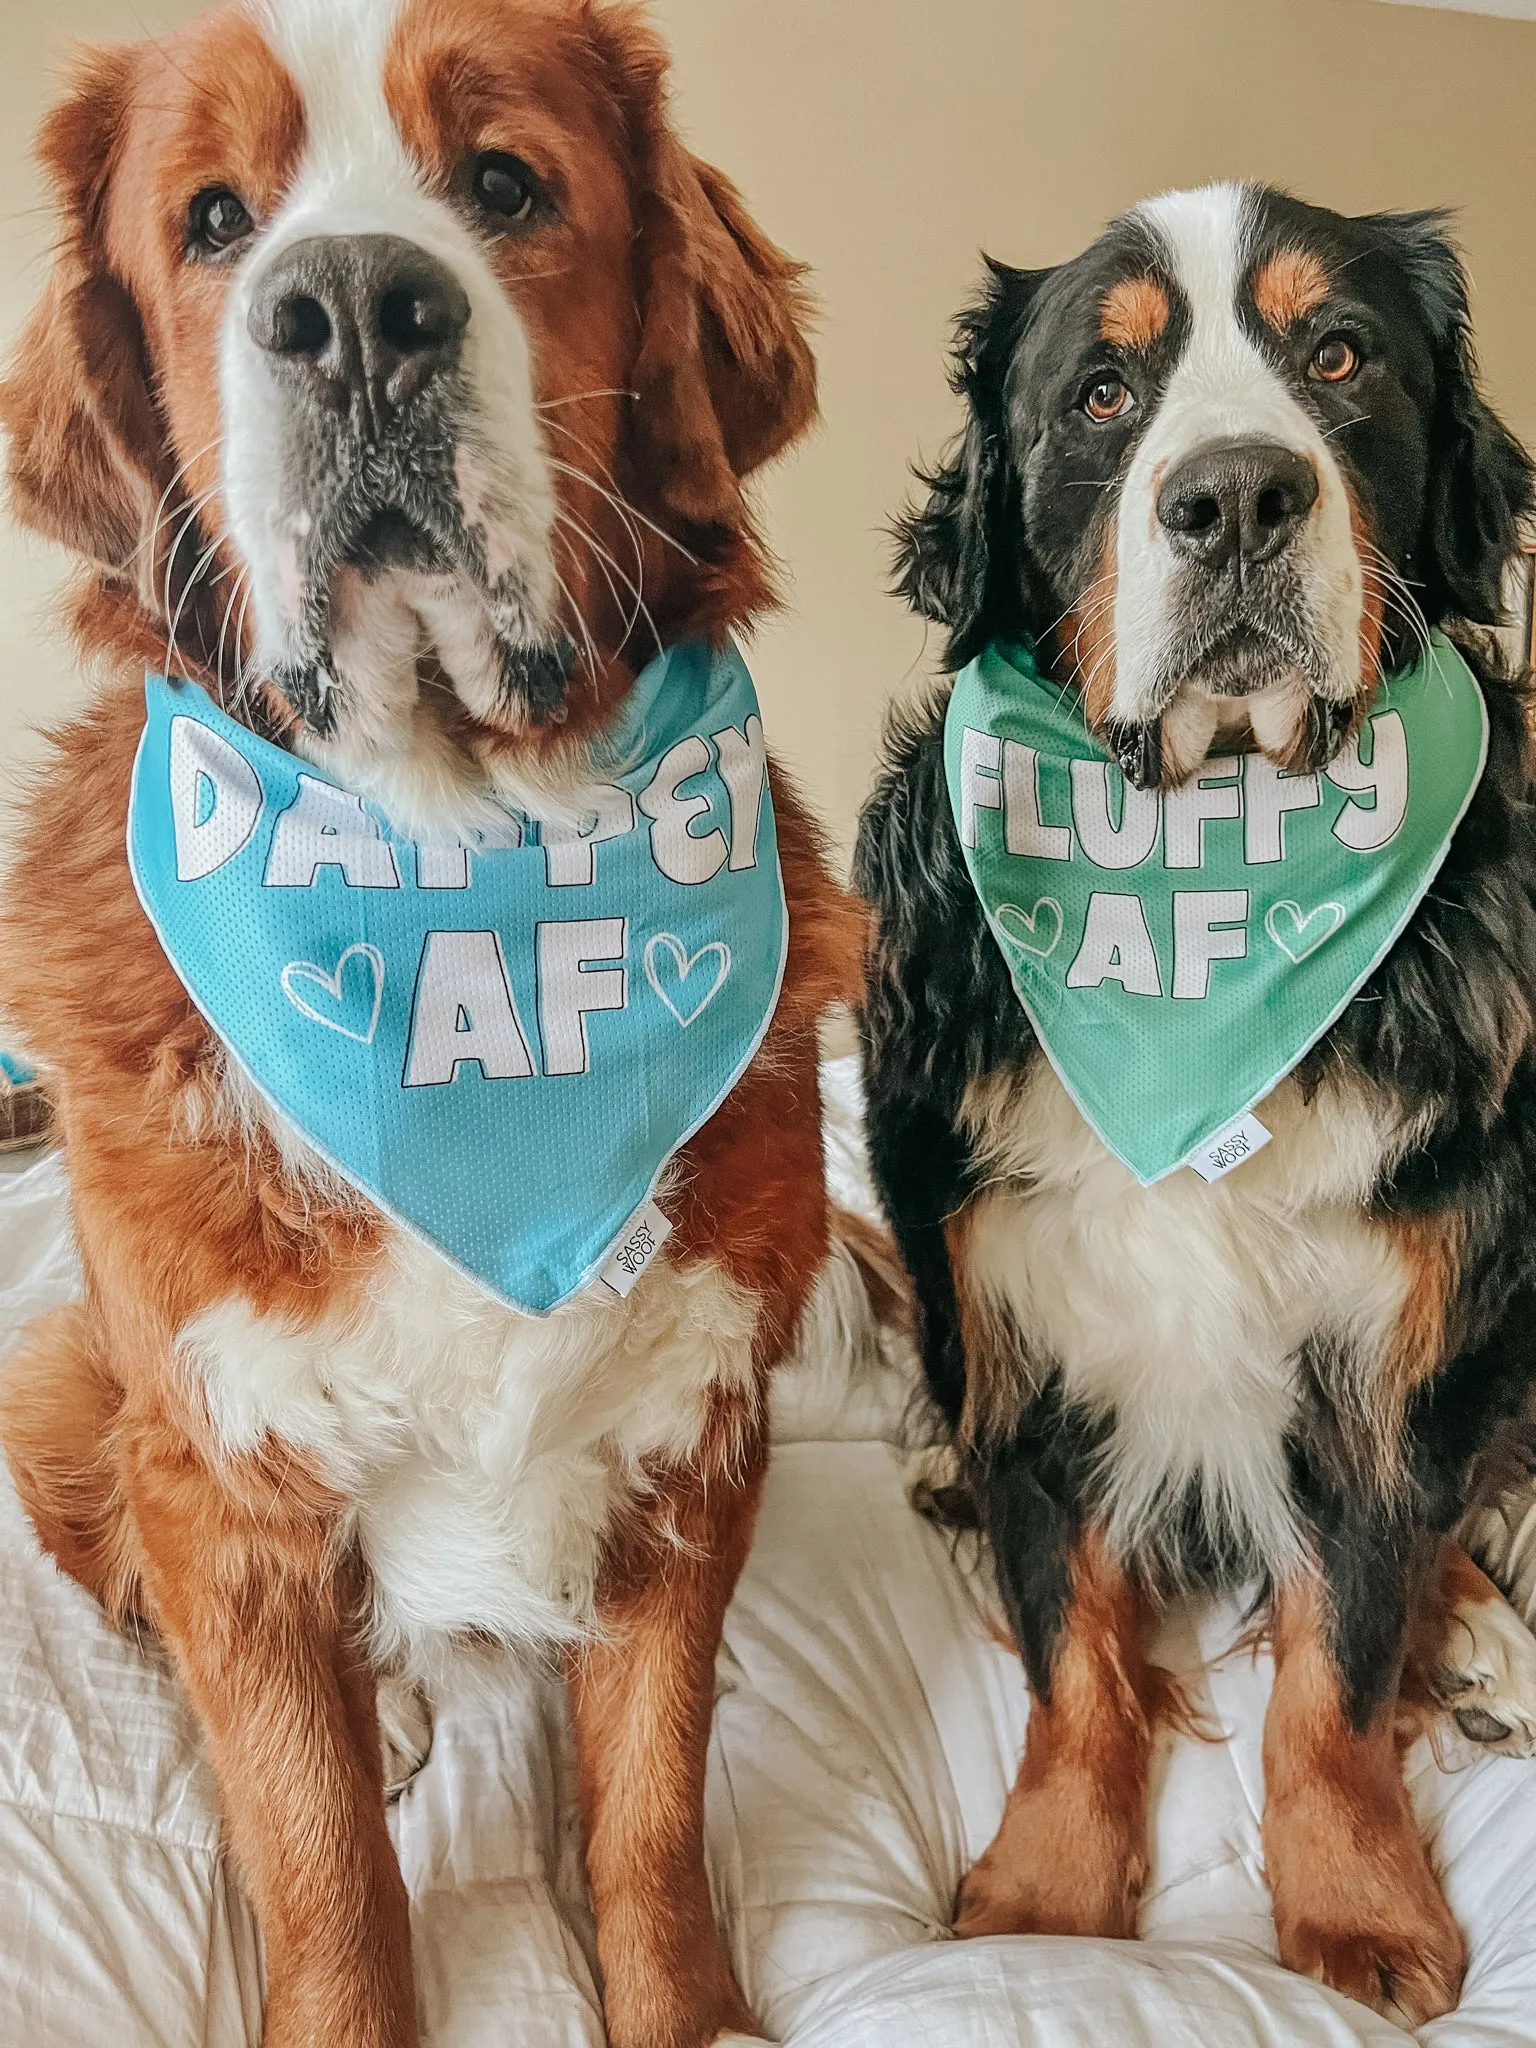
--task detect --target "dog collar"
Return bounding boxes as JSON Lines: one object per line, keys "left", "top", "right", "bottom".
{"left": 945, "top": 630, "right": 1488, "bottom": 1185}
{"left": 128, "top": 640, "right": 788, "bottom": 1313}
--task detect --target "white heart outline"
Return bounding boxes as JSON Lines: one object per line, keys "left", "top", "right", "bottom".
{"left": 644, "top": 933, "right": 732, "bottom": 1028}
{"left": 280, "top": 943, "right": 386, "bottom": 1045}
{"left": 994, "top": 899, "right": 1065, "bottom": 961}
{"left": 1265, "top": 899, "right": 1347, "bottom": 966}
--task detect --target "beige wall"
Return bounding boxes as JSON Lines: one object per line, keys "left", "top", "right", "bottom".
{"left": 1, "top": 0, "right": 1533, "bottom": 867}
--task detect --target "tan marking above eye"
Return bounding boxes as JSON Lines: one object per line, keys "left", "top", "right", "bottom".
{"left": 1254, "top": 247, "right": 1331, "bottom": 332}
{"left": 1099, "top": 275, "right": 1170, "bottom": 353}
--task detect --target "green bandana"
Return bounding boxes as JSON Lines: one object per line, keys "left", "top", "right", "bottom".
{"left": 945, "top": 631, "right": 1487, "bottom": 1184}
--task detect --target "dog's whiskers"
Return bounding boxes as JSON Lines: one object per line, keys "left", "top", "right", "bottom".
{"left": 549, "top": 562, "right": 601, "bottom": 685}
{"left": 535, "top": 388, "right": 638, "bottom": 413}
{"left": 165, "top": 531, "right": 227, "bottom": 683}
{"left": 547, "top": 455, "right": 699, "bottom": 569}
{"left": 134, "top": 435, "right": 225, "bottom": 579}
{"left": 555, "top": 504, "right": 663, "bottom": 660}
{"left": 215, "top": 563, "right": 252, "bottom": 708}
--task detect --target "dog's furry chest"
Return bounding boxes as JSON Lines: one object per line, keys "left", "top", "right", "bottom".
{"left": 959, "top": 1056, "right": 1419, "bottom": 1574}
{"left": 177, "top": 1230, "right": 760, "bottom": 1684}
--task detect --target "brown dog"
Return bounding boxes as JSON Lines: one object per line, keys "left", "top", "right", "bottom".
{"left": 0, "top": 3, "right": 860, "bottom": 2043}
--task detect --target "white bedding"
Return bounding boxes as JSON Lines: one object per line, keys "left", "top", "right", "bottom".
{"left": 4, "top": 1065, "right": 1536, "bottom": 2048}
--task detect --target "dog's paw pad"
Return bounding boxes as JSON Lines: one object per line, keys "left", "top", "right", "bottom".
{"left": 1437, "top": 1591, "right": 1536, "bottom": 1757}
{"left": 377, "top": 1674, "right": 434, "bottom": 1798}
{"left": 1286, "top": 1923, "right": 1464, "bottom": 2029}
{"left": 903, "top": 1443, "right": 979, "bottom": 1528}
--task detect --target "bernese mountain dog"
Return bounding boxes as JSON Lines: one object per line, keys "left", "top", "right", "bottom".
{"left": 856, "top": 183, "right": 1536, "bottom": 2023}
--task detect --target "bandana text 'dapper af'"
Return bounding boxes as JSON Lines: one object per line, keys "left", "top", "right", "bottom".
{"left": 129, "top": 641, "right": 788, "bottom": 1313}
{"left": 945, "top": 631, "right": 1487, "bottom": 1185}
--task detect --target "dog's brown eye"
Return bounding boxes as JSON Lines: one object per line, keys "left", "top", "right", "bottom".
{"left": 1083, "top": 375, "right": 1135, "bottom": 422}
{"left": 471, "top": 151, "right": 542, "bottom": 226}
{"left": 1310, "top": 335, "right": 1360, "bottom": 384}
{"left": 188, "top": 187, "right": 254, "bottom": 256}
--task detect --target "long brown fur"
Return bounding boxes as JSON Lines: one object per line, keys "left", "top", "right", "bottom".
{"left": 1263, "top": 1573, "right": 1465, "bottom": 2027}
{"left": 954, "top": 1530, "right": 1174, "bottom": 1940}
{"left": 0, "top": 6, "right": 855, "bottom": 2045}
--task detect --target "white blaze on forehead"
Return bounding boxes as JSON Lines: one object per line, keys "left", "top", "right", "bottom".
{"left": 1138, "top": 187, "right": 1256, "bottom": 408}
{"left": 252, "top": 0, "right": 406, "bottom": 54}
{"left": 246, "top": 0, "right": 417, "bottom": 229}
{"left": 1107, "top": 182, "right": 1363, "bottom": 732}
{"left": 222, "top": 0, "right": 561, "bottom": 827}
{"left": 1136, "top": 184, "right": 1312, "bottom": 453}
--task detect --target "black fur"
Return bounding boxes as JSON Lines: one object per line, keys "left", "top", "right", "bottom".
{"left": 980, "top": 1387, "right": 1105, "bottom": 1700}
{"left": 858, "top": 186, "right": 1536, "bottom": 1724}
{"left": 893, "top": 261, "right": 1052, "bottom": 669}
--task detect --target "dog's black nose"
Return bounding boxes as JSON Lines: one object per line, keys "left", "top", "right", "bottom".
{"left": 1156, "top": 440, "right": 1319, "bottom": 570}
{"left": 248, "top": 234, "right": 470, "bottom": 433}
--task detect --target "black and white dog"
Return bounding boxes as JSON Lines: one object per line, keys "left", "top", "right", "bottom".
{"left": 856, "top": 184, "right": 1536, "bottom": 2023}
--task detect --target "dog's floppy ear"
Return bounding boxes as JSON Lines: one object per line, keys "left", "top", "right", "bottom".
{"left": 0, "top": 45, "right": 171, "bottom": 606}
{"left": 895, "top": 259, "right": 1049, "bottom": 669}
{"left": 1367, "top": 211, "right": 1534, "bottom": 629}
{"left": 595, "top": 7, "right": 817, "bottom": 536}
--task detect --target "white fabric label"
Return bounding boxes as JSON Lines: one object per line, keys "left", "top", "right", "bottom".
{"left": 1188, "top": 1111, "right": 1272, "bottom": 1185}
{"left": 600, "top": 1199, "right": 674, "bottom": 1297}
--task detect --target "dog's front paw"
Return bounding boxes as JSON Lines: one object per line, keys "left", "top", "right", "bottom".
{"left": 1436, "top": 1587, "right": 1536, "bottom": 1755}
{"left": 953, "top": 1843, "right": 1060, "bottom": 1939}
{"left": 954, "top": 1793, "right": 1144, "bottom": 1940}
{"left": 1279, "top": 1913, "right": 1464, "bottom": 2028}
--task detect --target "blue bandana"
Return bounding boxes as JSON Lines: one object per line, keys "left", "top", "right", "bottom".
{"left": 128, "top": 642, "right": 787, "bottom": 1314}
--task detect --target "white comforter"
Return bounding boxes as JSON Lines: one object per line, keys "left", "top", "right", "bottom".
{"left": 4, "top": 1067, "right": 1536, "bottom": 2048}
